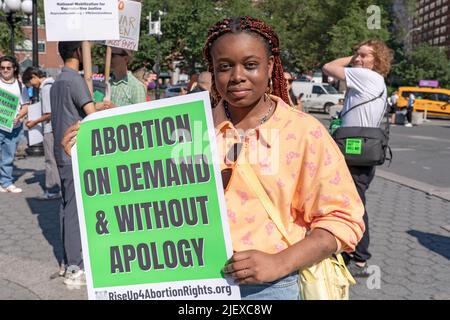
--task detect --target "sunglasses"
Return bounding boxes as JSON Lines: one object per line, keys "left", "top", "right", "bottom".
{"left": 112, "top": 52, "right": 128, "bottom": 57}
{"left": 221, "top": 142, "right": 243, "bottom": 190}
{"left": 0, "top": 66, "right": 13, "bottom": 70}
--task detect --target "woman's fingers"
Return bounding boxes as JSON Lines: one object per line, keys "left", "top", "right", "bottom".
{"left": 62, "top": 121, "right": 81, "bottom": 156}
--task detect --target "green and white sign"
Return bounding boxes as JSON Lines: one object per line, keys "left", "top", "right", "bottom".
{"left": 72, "top": 92, "right": 240, "bottom": 300}
{"left": 0, "top": 87, "right": 19, "bottom": 133}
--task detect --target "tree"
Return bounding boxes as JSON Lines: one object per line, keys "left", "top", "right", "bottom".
{"left": 391, "top": 44, "right": 450, "bottom": 87}
{"left": 259, "top": 0, "right": 391, "bottom": 73}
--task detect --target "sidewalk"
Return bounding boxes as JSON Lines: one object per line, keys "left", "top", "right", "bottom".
{"left": 1, "top": 156, "right": 449, "bottom": 300}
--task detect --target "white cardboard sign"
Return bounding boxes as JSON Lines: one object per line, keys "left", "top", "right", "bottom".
{"left": 106, "top": 1, "right": 142, "bottom": 51}
{"left": 27, "top": 102, "right": 44, "bottom": 146}
{"left": 44, "top": 1, "right": 120, "bottom": 41}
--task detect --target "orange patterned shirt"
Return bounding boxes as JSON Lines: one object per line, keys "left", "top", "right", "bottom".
{"left": 214, "top": 95, "right": 365, "bottom": 254}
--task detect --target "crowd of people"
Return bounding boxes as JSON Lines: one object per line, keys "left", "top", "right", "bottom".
{"left": 0, "top": 15, "right": 397, "bottom": 300}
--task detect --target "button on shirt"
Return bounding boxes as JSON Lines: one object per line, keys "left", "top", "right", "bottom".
{"left": 110, "top": 71, "right": 147, "bottom": 107}
{"left": 214, "top": 96, "right": 365, "bottom": 254}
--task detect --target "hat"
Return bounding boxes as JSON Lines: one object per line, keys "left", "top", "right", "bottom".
{"left": 111, "top": 47, "right": 132, "bottom": 57}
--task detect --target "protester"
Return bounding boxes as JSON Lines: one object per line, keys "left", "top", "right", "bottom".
{"left": 405, "top": 92, "right": 415, "bottom": 127}
{"left": 108, "top": 48, "right": 147, "bottom": 107}
{"left": 22, "top": 67, "right": 61, "bottom": 200}
{"left": 389, "top": 90, "right": 399, "bottom": 124}
{"left": 50, "top": 41, "right": 105, "bottom": 288}
{"left": 203, "top": 16, "right": 364, "bottom": 299}
{"left": 188, "top": 71, "right": 212, "bottom": 93}
{"left": 283, "top": 71, "right": 301, "bottom": 110}
{"left": 187, "top": 73, "right": 199, "bottom": 92}
{"left": 0, "top": 56, "right": 30, "bottom": 193}
{"left": 61, "top": 16, "right": 365, "bottom": 300}
{"left": 323, "top": 39, "right": 393, "bottom": 277}
{"left": 297, "top": 93, "right": 304, "bottom": 112}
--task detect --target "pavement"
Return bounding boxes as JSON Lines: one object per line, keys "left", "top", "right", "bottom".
{"left": 1, "top": 154, "right": 449, "bottom": 300}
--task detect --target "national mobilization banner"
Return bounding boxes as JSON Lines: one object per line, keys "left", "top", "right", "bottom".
{"left": 0, "top": 87, "right": 19, "bottom": 133}
{"left": 72, "top": 92, "right": 240, "bottom": 300}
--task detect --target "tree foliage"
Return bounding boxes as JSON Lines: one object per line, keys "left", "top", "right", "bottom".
{"left": 391, "top": 44, "right": 450, "bottom": 87}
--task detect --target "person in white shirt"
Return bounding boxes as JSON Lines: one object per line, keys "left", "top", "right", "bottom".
{"left": 323, "top": 40, "right": 393, "bottom": 277}
{"left": 405, "top": 93, "right": 415, "bottom": 127}
{"left": 22, "top": 66, "right": 61, "bottom": 199}
{"left": 0, "top": 56, "right": 30, "bottom": 193}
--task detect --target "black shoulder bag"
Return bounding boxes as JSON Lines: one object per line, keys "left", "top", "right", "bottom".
{"left": 332, "top": 91, "right": 392, "bottom": 167}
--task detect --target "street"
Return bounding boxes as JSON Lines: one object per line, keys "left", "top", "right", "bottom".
{"left": 314, "top": 112, "right": 450, "bottom": 200}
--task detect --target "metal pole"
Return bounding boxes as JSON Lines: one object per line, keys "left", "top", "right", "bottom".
{"left": 8, "top": 13, "right": 15, "bottom": 56}
{"left": 32, "top": 0, "right": 39, "bottom": 102}
{"left": 32, "top": 0, "right": 38, "bottom": 67}
{"left": 155, "top": 34, "right": 161, "bottom": 100}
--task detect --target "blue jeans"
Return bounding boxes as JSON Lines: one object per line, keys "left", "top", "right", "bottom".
{"left": 0, "top": 126, "right": 22, "bottom": 188}
{"left": 239, "top": 273, "right": 300, "bottom": 300}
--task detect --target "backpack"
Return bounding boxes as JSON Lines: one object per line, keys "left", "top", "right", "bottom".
{"left": 331, "top": 91, "right": 392, "bottom": 167}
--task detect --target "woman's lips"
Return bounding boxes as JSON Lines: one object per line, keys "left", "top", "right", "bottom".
{"left": 228, "top": 89, "right": 251, "bottom": 98}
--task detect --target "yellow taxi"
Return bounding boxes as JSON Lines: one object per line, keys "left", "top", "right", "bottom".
{"left": 397, "top": 86, "right": 450, "bottom": 117}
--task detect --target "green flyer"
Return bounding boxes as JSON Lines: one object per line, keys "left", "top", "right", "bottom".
{"left": 72, "top": 92, "right": 239, "bottom": 300}
{"left": 0, "top": 87, "right": 20, "bottom": 133}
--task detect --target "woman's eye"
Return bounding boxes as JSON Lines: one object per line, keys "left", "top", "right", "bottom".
{"left": 246, "top": 62, "right": 258, "bottom": 69}
{"left": 218, "top": 63, "right": 231, "bottom": 71}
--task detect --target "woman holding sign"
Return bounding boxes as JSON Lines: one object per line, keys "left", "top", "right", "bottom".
{"left": 202, "top": 17, "right": 364, "bottom": 300}
{"left": 62, "top": 16, "right": 365, "bottom": 300}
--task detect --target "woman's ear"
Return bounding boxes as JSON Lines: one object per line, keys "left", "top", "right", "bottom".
{"left": 267, "top": 55, "right": 274, "bottom": 78}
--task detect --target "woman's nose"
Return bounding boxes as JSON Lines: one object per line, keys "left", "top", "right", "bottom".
{"left": 230, "top": 65, "right": 245, "bottom": 83}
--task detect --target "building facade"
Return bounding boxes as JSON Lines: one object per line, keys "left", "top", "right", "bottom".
{"left": 412, "top": 0, "right": 450, "bottom": 56}
{"left": 15, "top": 20, "right": 63, "bottom": 77}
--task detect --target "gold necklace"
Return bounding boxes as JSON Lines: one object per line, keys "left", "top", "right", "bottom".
{"left": 223, "top": 97, "right": 274, "bottom": 125}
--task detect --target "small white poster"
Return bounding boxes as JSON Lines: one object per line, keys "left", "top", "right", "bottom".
{"left": 106, "top": 1, "right": 142, "bottom": 51}
{"left": 27, "top": 102, "right": 43, "bottom": 146}
{"left": 44, "top": 0, "right": 120, "bottom": 41}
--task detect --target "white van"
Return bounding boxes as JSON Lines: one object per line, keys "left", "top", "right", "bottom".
{"left": 291, "top": 82, "right": 345, "bottom": 114}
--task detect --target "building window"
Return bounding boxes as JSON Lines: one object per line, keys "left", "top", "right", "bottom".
{"left": 15, "top": 40, "right": 46, "bottom": 53}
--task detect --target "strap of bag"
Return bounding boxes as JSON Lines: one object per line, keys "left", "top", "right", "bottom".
{"left": 339, "top": 90, "right": 385, "bottom": 121}
{"left": 238, "top": 161, "right": 292, "bottom": 245}
{"left": 238, "top": 160, "right": 355, "bottom": 284}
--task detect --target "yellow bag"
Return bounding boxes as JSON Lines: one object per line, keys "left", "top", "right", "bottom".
{"left": 239, "top": 161, "right": 356, "bottom": 300}
{"left": 299, "top": 254, "right": 356, "bottom": 300}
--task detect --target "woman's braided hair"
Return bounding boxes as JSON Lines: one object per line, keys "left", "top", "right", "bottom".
{"left": 202, "top": 16, "right": 289, "bottom": 107}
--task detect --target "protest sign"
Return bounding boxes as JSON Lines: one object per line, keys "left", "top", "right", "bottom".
{"left": 43, "top": 1, "right": 120, "bottom": 41}
{"left": 72, "top": 92, "right": 240, "bottom": 300}
{"left": 106, "top": 1, "right": 142, "bottom": 51}
{"left": 0, "top": 87, "right": 19, "bottom": 133}
{"left": 27, "top": 102, "right": 44, "bottom": 146}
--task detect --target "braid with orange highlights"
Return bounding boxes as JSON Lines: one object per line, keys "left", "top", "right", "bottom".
{"left": 202, "top": 16, "right": 289, "bottom": 107}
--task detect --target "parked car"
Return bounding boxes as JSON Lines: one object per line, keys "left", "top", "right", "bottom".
{"left": 291, "top": 82, "right": 344, "bottom": 114}
{"left": 164, "top": 84, "right": 188, "bottom": 98}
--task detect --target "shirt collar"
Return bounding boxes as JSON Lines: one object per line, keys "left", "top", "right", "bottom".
{"left": 62, "top": 66, "right": 80, "bottom": 75}
{"left": 111, "top": 71, "right": 131, "bottom": 85}
{"left": 213, "top": 95, "right": 292, "bottom": 147}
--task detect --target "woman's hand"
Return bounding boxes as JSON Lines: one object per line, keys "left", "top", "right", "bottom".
{"left": 61, "top": 121, "right": 80, "bottom": 157}
{"left": 222, "top": 250, "right": 285, "bottom": 284}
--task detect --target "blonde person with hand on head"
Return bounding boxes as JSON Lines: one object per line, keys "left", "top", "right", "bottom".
{"left": 323, "top": 40, "right": 393, "bottom": 278}
{"left": 62, "top": 17, "right": 365, "bottom": 300}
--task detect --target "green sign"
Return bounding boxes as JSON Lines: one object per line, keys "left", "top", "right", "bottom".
{"left": 345, "top": 138, "right": 363, "bottom": 155}
{"left": 72, "top": 92, "right": 239, "bottom": 300}
{"left": 0, "top": 87, "right": 20, "bottom": 132}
